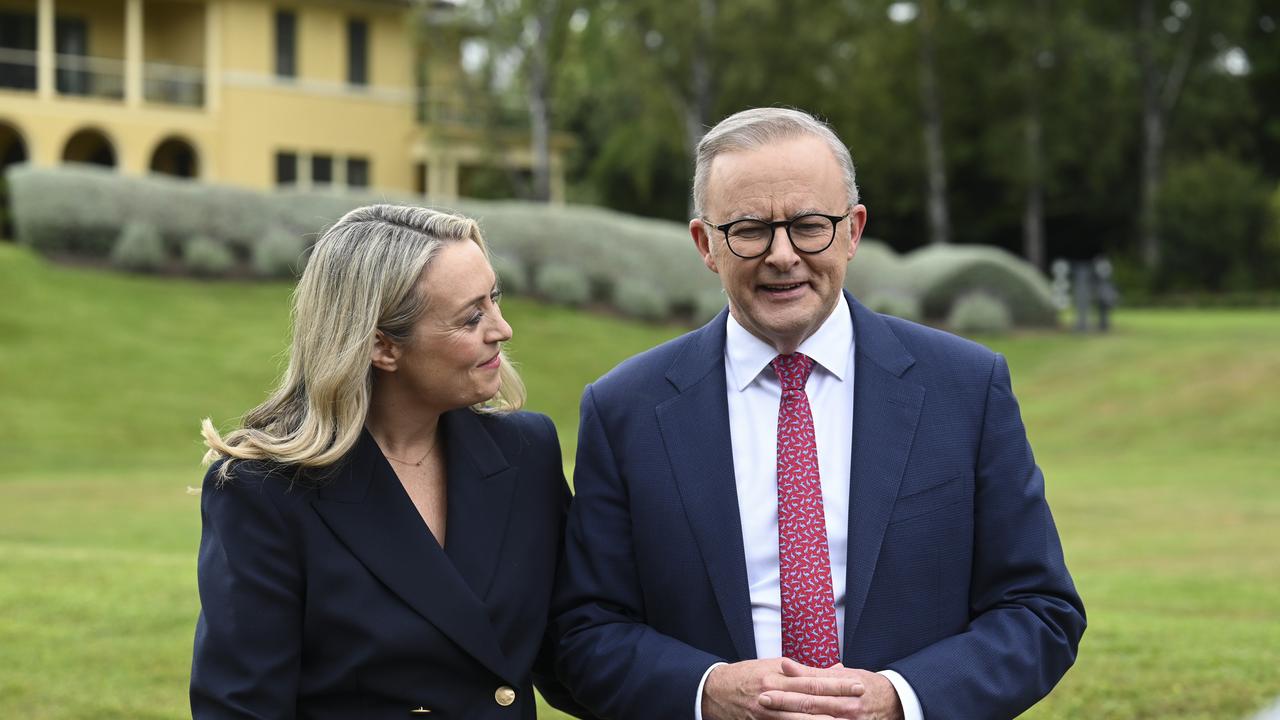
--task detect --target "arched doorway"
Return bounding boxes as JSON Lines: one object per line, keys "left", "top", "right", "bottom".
{"left": 62, "top": 127, "right": 116, "bottom": 167}
{"left": 150, "top": 136, "right": 199, "bottom": 179}
{"left": 0, "top": 120, "right": 29, "bottom": 240}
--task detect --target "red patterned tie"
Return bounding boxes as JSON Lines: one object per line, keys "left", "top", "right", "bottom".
{"left": 772, "top": 352, "right": 840, "bottom": 668}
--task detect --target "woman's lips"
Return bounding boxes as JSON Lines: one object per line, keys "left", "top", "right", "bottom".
{"left": 479, "top": 353, "right": 502, "bottom": 370}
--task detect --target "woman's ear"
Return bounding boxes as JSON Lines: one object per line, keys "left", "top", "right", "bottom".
{"left": 369, "top": 330, "right": 400, "bottom": 372}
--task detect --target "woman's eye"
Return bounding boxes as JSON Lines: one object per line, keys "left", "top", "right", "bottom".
{"left": 465, "top": 312, "right": 484, "bottom": 327}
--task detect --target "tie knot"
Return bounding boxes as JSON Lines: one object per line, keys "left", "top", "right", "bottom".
{"left": 771, "top": 353, "right": 814, "bottom": 392}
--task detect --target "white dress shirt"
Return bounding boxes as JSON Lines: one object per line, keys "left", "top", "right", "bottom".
{"left": 693, "top": 295, "right": 924, "bottom": 720}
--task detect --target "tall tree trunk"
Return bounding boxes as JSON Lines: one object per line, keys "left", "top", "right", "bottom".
{"left": 918, "top": 0, "right": 951, "bottom": 245}
{"left": 1022, "top": 0, "right": 1050, "bottom": 270}
{"left": 684, "top": 0, "right": 716, "bottom": 217}
{"left": 527, "top": 0, "right": 558, "bottom": 203}
{"left": 1136, "top": 0, "right": 1163, "bottom": 268}
{"left": 1136, "top": 0, "right": 1198, "bottom": 270}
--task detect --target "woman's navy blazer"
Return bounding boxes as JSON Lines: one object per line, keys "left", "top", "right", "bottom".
{"left": 190, "top": 409, "right": 584, "bottom": 719}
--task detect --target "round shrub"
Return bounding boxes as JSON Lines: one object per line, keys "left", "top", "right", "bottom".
{"left": 535, "top": 264, "right": 590, "bottom": 306}
{"left": 251, "top": 227, "right": 305, "bottom": 278}
{"left": 903, "top": 244, "right": 1057, "bottom": 327}
{"left": 110, "top": 222, "right": 166, "bottom": 272}
{"left": 947, "top": 292, "right": 1013, "bottom": 336}
{"left": 490, "top": 253, "right": 528, "bottom": 294}
{"left": 614, "top": 278, "right": 668, "bottom": 321}
{"left": 184, "top": 236, "right": 235, "bottom": 277}
{"left": 863, "top": 290, "right": 923, "bottom": 322}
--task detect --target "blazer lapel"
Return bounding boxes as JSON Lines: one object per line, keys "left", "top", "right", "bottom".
{"left": 440, "top": 409, "right": 517, "bottom": 603}
{"left": 842, "top": 293, "right": 925, "bottom": 651}
{"left": 311, "top": 428, "right": 518, "bottom": 683}
{"left": 655, "top": 310, "right": 757, "bottom": 660}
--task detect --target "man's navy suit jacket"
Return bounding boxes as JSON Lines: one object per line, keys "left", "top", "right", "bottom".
{"left": 190, "top": 410, "right": 586, "bottom": 719}
{"left": 554, "top": 291, "right": 1086, "bottom": 720}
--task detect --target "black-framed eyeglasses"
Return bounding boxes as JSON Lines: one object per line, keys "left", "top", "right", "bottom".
{"left": 702, "top": 212, "right": 849, "bottom": 259}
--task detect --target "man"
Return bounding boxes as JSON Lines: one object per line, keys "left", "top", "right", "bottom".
{"left": 554, "top": 108, "right": 1085, "bottom": 720}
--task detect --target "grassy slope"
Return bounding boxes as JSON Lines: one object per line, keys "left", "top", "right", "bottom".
{"left": 1, "top": 244, "right": 1277, "bottom": 718}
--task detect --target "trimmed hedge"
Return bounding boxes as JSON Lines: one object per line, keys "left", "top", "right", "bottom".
{"left": 948, "top": 291, "right": 1014, "bottom": 336}
{"left": 901, "top": 244, "right": 1058, "bottom": 327}
{"left": 184, "top": 236, "right": 235, "bottom": 277}
{"left": 535, "top": 263, "right": 591, "bottom": 307}
{"left": 6, "top": 165, "right": 1059, "bottom": 328}
{"left": 110, "top": 222, "right": 166, "bottom": 272}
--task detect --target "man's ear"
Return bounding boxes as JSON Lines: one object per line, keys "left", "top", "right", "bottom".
{"left": 369, "top": 330, "right": 400, "bottom": 372}
{"left": 689, "top": 218, "right": 720, "bottom": 274}
{"left": 846, "top": 204, "right": 868, "bottom": 261}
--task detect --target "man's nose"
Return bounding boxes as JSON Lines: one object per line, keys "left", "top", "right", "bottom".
{"left": 763, "top": 225, "right": 800, "bottom": 268}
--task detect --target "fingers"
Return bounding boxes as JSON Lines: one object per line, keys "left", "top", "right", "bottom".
{"left": 780, "top": 657, "right": 851, "bottom": 677}
{"left": 758, "top": 690, "right": 858, "bottom": 719}
{"left": 764, "top": 674, "right": 865, "bottom": 698}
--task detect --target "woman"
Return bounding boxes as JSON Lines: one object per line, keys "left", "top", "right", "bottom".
{"left": 191, "top": 205, "right": 585, "bottom": 719}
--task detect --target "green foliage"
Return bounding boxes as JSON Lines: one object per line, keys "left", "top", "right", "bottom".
{"left": 863, "top": 290, "right": 924, "bottom": 323}
{"left": 947, "top": 291, "right": 1014, "bottom": 336}
{"left": 5, "top": 168, "right": 721, "bottom": 322}
{"left": 109, "top": 222, "right": 166, "bottom": 272}
{"left": 613, "top": 278, "right": 668, "bottom": 321}
{"left": 251, "top": 227, "right": 305, "bottom": 278}
{"left": 1156, "top": 154, "right": 1274, "bottom": 292}
{"left": 903, "top": 244, "right": 1058, "bottom": 327}
{"left": 693, "top": 288, "right": 727, "bottom": 324}
{"left": 490, "top": 253, "right": 529, "bottom": 294}
{"left": 534, "top": 263, "right": 590, "bottom": 306}
{"left": 845, "top": 239, "right": 910, "bottom": 299}
{"left": 182, "top": 236, "right": 235, "bottom": 277}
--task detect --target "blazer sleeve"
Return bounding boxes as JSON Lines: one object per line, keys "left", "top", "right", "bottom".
{"left": 527, "top": 414, "right": 605, "bottom": 720}
{"left": 885, "top": 354, "right": 1087, "bottom": 718}
{"left": 190, "top": 464, "right": 303, "bottom": 719}
{"left": 552, "top": 386, "right": 724, "bottom": 720}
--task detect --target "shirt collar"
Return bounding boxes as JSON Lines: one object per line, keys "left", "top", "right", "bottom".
{"left": 725, "top": 293, "right": 853, "bottom": 392}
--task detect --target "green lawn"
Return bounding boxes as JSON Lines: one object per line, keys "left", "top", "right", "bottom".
{"left": 1, "top": 243, "right": 1278, "bottom": 719}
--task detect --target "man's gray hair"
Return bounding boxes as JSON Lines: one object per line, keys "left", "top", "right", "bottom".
{"left": 692, "top": 107, "right": 860, "bottom": 218}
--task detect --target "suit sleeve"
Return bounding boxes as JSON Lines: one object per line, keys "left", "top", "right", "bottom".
{"left": 552, "top": 385, "right": 724, "bottom": 720}
{"left": 190, "top": 464, "right": 303, "bottom": 719}
{"left": 885, "top": 354, "right": 1087, "bottom": 719}
{"left": 529, "top": 414, "right": 604, "bottom": 720}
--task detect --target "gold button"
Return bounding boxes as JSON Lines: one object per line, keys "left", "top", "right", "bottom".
{"left": 410, "top": 708, "right": 431, "bottom": 714}
{"left": 494, "top": 685, "right": 516, "bottom": 706}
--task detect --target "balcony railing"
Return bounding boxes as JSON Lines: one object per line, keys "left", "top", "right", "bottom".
{"left": 0, "top": 46, "right": 203, "bottom": 107}
{"left": 144, "top": 61, "right": 204, "bottom": 107}
{"left": 0, "top": 47, "right": 38, "bottom": 91}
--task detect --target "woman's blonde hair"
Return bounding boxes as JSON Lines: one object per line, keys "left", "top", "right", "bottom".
{"left": 201, "top": 204, "right": 525, "bottom": 481}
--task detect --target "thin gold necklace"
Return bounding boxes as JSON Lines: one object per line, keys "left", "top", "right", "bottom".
{"left": 382, "top": 433, "right": 439, "bottom": 467}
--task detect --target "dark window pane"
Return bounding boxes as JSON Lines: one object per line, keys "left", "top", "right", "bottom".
{"left": 55, "top": 18, "right": 89, "bottom": 95}
{"left": 275, "top": 10, "right": 296, "bottom": 78}
{"left": 347, "top": 19, "right": 368, "bottom": 86}
{"left": 347, "top": 157, "right": 369, "bottom": 188}
{"left": 276, "top": 152, "right": 297, "bottom": 186}
{"left": 0, "top": 12, "right": 38, "bottom": 91}
{"left": 312, "top": 154, "right": 332, "bottom": 184}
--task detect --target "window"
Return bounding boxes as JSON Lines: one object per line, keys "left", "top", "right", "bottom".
{"left": 275, "top": 152, "right": 297, "bottom": 186}
{"left": 0, "top": 12, "right": 37, "bottom": 91}
{"left": 275, "top": 10, "right": 296, "bottom": 78}
{"left": 55, "top": 18, "right": 89, "bottom": 95}
{"left": 311, "top": 154, "right": 333, "bottom": 185}
{"left": 346, "top": 157, "right": 370, "bottom": 188}
{"left": 347, "top": 19, "right": 368, "bottom": 86}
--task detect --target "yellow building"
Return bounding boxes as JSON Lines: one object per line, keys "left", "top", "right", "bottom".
{"left": 0, "top": 0, "right": 567, "bottom": 201}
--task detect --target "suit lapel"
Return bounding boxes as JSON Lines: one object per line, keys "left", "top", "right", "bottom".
{"left": 310, "top": 427, "right": 518, "bottom": 683}
{"left": 441, "top": 409, "right": 518, "bottom": 603}
{"left": 655, "top": 311, "right": 757, "bottom": 660}
{"left": 842, "top": 294, "right": 924, "bottom": 651}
